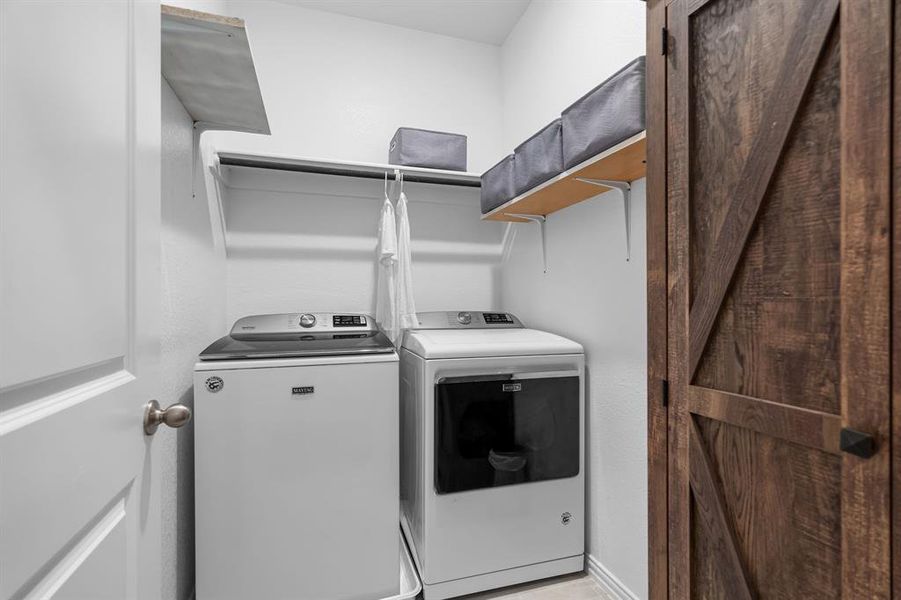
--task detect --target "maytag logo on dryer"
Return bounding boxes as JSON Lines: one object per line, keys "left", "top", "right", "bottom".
{"left": 292, "top": 386, "right": 315, "bottom": 395}
{"left": 205, "top": 376, "right": 224, "bottom": 393}
{"left": 502, "top": 383, "right": 522, "bottom": 393}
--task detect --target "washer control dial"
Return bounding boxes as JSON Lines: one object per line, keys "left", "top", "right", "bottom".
{"left": 457, "top": 311, "right": 472, "bottom": 325}
{"left": 299, "top": 313, "right": 317, "bottom": 328}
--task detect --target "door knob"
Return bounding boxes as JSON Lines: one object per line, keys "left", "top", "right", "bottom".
{"left": 144, "top": 400, "right": 192, "bottom": 435}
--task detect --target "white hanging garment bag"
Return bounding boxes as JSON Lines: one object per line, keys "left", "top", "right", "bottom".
{"left": 376, "top": 177, "right": 399, "bottom": 342}
{"left": 396, "top": 184, "right": 418, "bottom": 336}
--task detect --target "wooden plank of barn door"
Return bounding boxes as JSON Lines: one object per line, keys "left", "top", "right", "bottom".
{"left": 686, "top": 0, "right": 839, "bottom": 377}
{"left": 645, "top": 0, "right": 669, "bottom": 597}
{"left": 840, "top": 0, "right": 892, "bottom": 597}
{"left": 665, "top": 0, "right": 690, "bottom": 596}
{"left": 893, "top": 0, "right": 901, "bottom": 594}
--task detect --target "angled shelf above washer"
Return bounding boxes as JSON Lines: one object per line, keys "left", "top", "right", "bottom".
{"left": 161, "top": 4, "right": 270, "bottom": 134}
{"left": 481, "top": 131, "right": 646, "bottom": 222}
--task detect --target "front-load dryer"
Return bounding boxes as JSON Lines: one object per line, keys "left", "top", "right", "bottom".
{"left": 399, "top": 311, "right": 585, "bottom": 600}
{"left": 194, "top": 312, "right": 399, "bottom": 600}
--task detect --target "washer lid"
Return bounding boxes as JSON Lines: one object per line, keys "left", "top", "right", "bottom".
{"left": 199, "top": 312, "right": 395, "bottom": 360}
{"left": 401, "top": 328, "right": 583, "bottom": 359}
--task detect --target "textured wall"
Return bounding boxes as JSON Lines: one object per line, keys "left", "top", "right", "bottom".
{"left": 161, "top": 79, "right": 227, "bottom": 600}
{"left": 498, "top": 2, "right": 648, "bottom": 597}
{"left": 169, "top": 0, "right": 505, "bottom": 173}
{"left": 161, "top": 0, "right": 511, "bottom": 325}
{"left": 219, "top": 167, "right": 507, "bottom": 323}
{"left": 158, "top": 2, "right": 649, "bottom": 598}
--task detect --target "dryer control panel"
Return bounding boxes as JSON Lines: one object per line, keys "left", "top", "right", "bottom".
{"left": 411, "top": 311, "right": 523, "bottom": 330}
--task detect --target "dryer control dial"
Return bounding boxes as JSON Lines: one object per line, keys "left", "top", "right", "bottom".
{"left": 299, "top": 313, "right": 317, "bottom": 328}
{"left": 457, "top": 311, "right": 472, "bottom": 325}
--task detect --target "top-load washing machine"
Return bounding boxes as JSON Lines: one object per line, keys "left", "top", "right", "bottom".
{"left": 399, "top": 311, "right": 585, "bottom": 600}
{"left": 194, "top": 312, "right": 400, "bottom": 600}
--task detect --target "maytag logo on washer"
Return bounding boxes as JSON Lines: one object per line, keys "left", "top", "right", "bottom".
{"left": 205, "top": 376, "right": 224, "bottom": 393}
{"left": 502, "top": 383, "right": 522, "bottom": 392}
{"left": 292, "top": 386, "right": 315, "bottom": 395}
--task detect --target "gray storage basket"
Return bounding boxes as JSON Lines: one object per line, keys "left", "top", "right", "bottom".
{"left": 562, "top": 56, "right": 646, "bottom": 170}
{"left": 389, "top": 127, "right": 467, "bottom": 172}
{"left": 513, "top": 118, "right": 563, "bottom": 195}
{"left": 480, "top": 154, "right": 515, "bottom": 215}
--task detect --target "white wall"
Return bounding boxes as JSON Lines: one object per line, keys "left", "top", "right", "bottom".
{"left": 500, "top": 0, "right": 645, "bottom": 150}
{"left": 499, "top": 2, "right": 648, "bottom": 597}
{"left": 160, "top": 79, "right": 228, "bottom": 600}
{"left": 220, "top": 166, "right": 507, "bottom": 323}
{"left": 159, "top": 2, "right": 648, "bottom": 598}
{"left": 165, "top": 0, "right": 509, "bottom": 323}
{"left": 171, "top": 0, "right": 505, "bottom": 173}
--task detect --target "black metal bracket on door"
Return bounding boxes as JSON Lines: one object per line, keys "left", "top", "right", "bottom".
{"left": 840, "top": 428, "right": 876, "bottom": 459}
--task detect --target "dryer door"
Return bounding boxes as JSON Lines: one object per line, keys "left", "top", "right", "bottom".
{"left": 434, "top": 371, "right": 580, "bottom": 494}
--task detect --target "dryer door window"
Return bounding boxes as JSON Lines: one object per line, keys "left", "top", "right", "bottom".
{"left": 434, "top": 373, "right": 580, "bottom": 494}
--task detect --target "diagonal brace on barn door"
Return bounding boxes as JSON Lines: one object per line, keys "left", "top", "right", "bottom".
{"left": 687, "top": 0, "right": 840, "bottom": 379}
{"left": 689, "top": 417, "right": 757, "bottom": 600}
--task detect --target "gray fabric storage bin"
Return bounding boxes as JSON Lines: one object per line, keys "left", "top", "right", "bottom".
{"left": 562, "top": 56, "right": 646, "bottom": 170}
{"left": 389, "top": 127, "right": 467, "bottom": 171}
{"left": 513, "top": 118, "right": 563, "bottom": 195}
{"left": 480, "top": 154, "right": 515, "bottom": 214}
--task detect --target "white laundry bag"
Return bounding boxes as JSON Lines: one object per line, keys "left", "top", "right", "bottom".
{"left": 376, "top": 195, "right": 398, "bottom": 342}
{"left": 395, "top": 191, "right": 417, "bottom": 335}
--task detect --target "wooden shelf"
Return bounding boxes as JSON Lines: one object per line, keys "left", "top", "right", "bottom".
{"left": 482, "top": 131, "right": 647, "bottom": 222}
{"left": 162, "top": 5, "right": 270, "bottom": 134}
{"left": 217, "top": 151, "right": 482, "bottom": 188}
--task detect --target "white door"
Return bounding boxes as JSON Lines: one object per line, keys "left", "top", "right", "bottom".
{"left": 1, "top": 1, "right": 163, "bottom": 599}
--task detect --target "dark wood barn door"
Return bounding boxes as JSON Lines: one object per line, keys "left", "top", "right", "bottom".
{"left": 664, "top": 0, "right": 892, "bottom": 597}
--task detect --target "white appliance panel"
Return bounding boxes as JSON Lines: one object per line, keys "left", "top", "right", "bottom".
{"left": 401, "top": 352, "right": 584, "bottom": 588}
{"left": 195, "top": 357, "right": 399, "bottom": 600}
{"left": 403, "top": 328, "right": 583, "bottom": 360}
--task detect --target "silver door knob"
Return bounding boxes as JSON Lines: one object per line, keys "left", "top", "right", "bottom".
{"left": 457, "top": 311, "right": 472, "bottom": 325}
{"left": 144, "top": 400, "right": 192, "bottom": 435}
{"left": 299, "top": 313, "right": 316, "bottom": 328}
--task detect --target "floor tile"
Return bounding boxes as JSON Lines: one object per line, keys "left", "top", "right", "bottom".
{"left": 451, "top": 572, "right": 609, "bottom": 600}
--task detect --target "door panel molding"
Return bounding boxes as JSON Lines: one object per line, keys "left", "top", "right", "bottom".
{"left": 0, "top": 360, "right": 130, "bottom": 435}
{"left": 20, "top": 498, "right": 127, "bottom": 600}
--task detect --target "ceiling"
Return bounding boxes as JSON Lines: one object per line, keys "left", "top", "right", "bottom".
{"left": 274, "top": 0, "right": 531, "bottom": 46}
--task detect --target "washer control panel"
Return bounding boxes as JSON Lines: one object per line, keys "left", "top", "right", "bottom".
{"left": 411, "top": 311, "right": 523, "bottom": 330}
{"left": 230, "top": 312, "right": 375, "bottom": 335}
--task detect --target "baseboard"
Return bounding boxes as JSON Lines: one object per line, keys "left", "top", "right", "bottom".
{"left": 586, "top": 554, "right": 640, "bottom": 600}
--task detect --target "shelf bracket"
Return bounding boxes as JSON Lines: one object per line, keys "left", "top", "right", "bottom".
{"left": 575, "top": 178, "right": 632, "bottom": 261}
{"left": 508, "top": 214, "right": 548, "bottom": 273}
